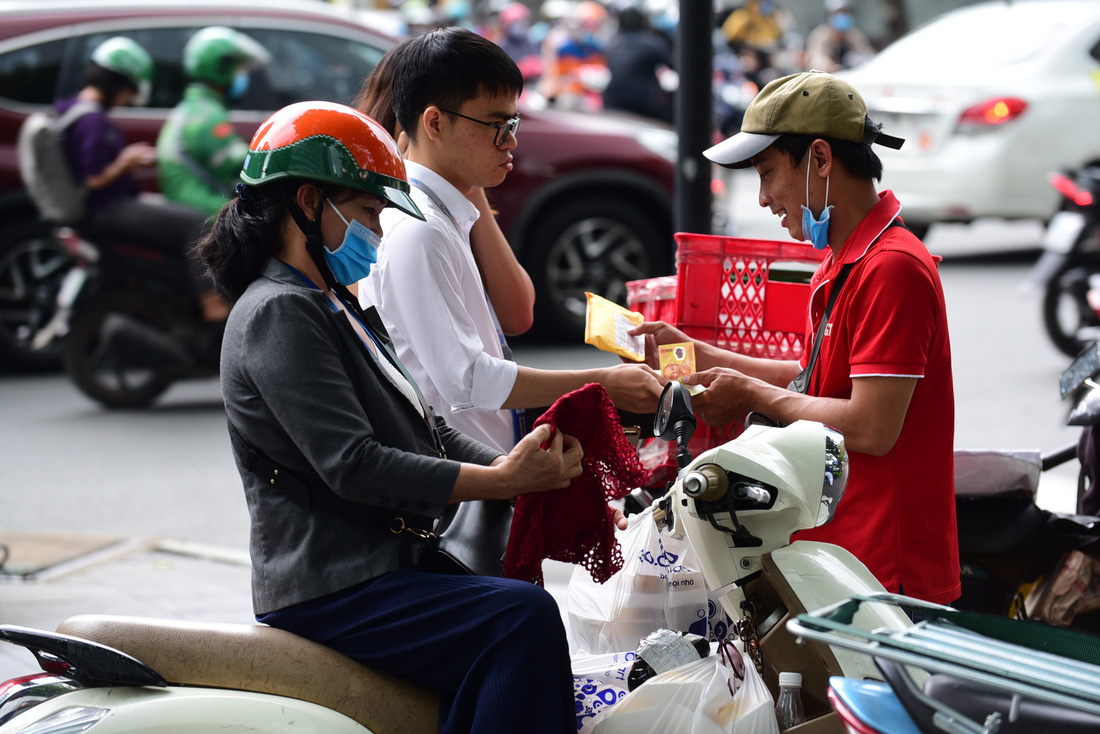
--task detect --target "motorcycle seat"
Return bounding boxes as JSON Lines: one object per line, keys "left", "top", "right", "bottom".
{"left": 56, "top": 615, "right": 439, "bottom": 734}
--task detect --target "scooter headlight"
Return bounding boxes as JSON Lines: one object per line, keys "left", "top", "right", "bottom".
{"left": 817, "top": 426, "right": 849, "bottom": 526}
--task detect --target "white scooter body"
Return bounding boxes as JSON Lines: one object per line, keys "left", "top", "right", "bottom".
{"left": 0, "top": 686, "right": 368, "bottom": 733}
{"left": 661, "top": 420, "right": 910, "bottom": 682}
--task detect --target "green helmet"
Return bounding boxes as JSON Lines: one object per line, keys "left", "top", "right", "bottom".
{"left": 184, "top": 26, "right": 270, "bottom": 88}
{"left": 91, "top": 36, "right": 153, "bottom": 104}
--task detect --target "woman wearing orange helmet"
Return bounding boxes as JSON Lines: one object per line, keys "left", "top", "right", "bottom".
{"left": 196, "top": 100, "right": 581, "bottom": 733}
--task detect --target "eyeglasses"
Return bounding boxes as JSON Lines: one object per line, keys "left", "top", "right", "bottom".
{"left": 439, "top": 108, "right": 521, "bottom": 146}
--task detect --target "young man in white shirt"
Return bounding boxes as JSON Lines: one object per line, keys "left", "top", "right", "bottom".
{"left": 359, "top": 27, "right": 662, "bottom": 452}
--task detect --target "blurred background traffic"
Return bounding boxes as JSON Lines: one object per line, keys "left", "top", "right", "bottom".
{"left": 2, "top": 0, "right": 1100, "bottom": 376}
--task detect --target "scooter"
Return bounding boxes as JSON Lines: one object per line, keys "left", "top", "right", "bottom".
{"left": 0, "top": 382, "right": 905, "bottom": 733}
{"left": 1025, "top": 165, "right": 1100, "bottom": 358}
{"left": 31, "top": 227, "right": 220, "bottom": 408}
{"left": 638, "top": 383, "right": 910, "bottom": 730}
{"left": 789, "top": 593, "right": 1100, "bottom": 734}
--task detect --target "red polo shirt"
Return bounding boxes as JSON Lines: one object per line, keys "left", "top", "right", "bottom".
{"left": 793, "top": 190, "right": 960, "bottom": 604}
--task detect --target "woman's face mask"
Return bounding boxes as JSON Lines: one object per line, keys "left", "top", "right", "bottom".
{"left": 801, "top": 154, "right": 832, "bottom": 251}
{"left": 323, "top": 199, "right": 380, "bottom": 286}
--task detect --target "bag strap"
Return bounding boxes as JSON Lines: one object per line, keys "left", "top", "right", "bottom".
{"left": 225, "top": 418, "right": 435, "bottom": 537}
{"left": 787, "top": 218, "right": 905, "bottom": 394}
{"left": 54, "top": 100, "right": 100, "bottom": 130}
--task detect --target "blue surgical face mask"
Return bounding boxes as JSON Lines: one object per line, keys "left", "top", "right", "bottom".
{"left": 227, "top": 70, "right": 250, "bottom": 101}
{"left": 323, "top": 199, "right": 380, "bottom": 285}
{"left": 830, "top": 12, "right": 855, "bottom": 32}
{"left": 801, "top": 155, "right": 833, "bottom": 251}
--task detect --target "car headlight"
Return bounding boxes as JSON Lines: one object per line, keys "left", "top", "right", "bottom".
{"left": 817, "top": 426, "right": 849, "bottom": 526}
{"left": 637, "top": 128, "right": 677, "bottom": 163}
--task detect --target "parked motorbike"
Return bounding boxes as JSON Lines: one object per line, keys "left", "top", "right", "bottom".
{"left": 790, "top": 593, "right": 1100, "bottom": 734}
{"left": 0, "top": 382, "right": 907, "bottom": 733}
{"left": 1026, "top": 165, "right": 1100, "bottom": 358}
{"left": 30, "top": 227, "right": 220, "bottom": 408}
{"left": 953, "top": 342, "right": 1100, "bottom": 631}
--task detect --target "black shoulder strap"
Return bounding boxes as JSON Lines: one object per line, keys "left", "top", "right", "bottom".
{"left": 787, "top": 218, "right": 904, "bottom": 394}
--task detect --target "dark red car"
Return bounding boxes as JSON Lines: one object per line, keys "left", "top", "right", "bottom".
{"left": 0, "top": 0, "right": 677, "bottom": 370}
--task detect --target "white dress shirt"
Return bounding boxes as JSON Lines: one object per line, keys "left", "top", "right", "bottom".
{"left": 359, "top": 161, "right": 519, "bottom": 453}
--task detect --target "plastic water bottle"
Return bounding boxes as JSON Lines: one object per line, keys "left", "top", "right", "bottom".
{"left": 774, "top": 671, "right": 806, "bottom": 730}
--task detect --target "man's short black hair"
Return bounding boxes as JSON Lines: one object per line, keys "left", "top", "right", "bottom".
{"left": 773, "top": 118, "right": 885, "bottom": 181}
{"left": 393, "top": 26, "right": 524, "bottom": 143}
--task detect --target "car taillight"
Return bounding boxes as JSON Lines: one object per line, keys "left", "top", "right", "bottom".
{"left": 957, "top": 97, "right": 1027, "bottom": 132}
{"left": 1050, "top": 172, "right": 1094, "bottom": 207}
{"left": 827, "top": 686, "right": 887, "bottom": 734}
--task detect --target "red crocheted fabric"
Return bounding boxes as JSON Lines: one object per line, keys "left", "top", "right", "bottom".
{"left": 504, "top": 383, "right": 648, "bottom": 586}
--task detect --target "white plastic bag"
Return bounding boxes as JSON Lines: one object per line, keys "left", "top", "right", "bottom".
{"left": 567, "top": 509, "right": 733, "bottom": 655}
{"left": 572, "top": 651, "right": 635, "bottom": 731}
{"left": 587, "top": 651, "right": 779, "bottom": 734}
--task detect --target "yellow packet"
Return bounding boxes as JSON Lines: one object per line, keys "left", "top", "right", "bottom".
{"left": 584, "top": 292, "right": 645, "bottom": 361}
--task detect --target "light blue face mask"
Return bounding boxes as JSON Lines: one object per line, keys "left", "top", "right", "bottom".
{"left": 227, "top": 70, "right": 250, "bottom": 101}
{"left": 830, "top": 12, "right": 855, "bottom": 32}
{"left": 801, "top": 155, "right": 833, "bottom": 251}
{"left": 323, "top": 199, "right": 380, "bottom": 286}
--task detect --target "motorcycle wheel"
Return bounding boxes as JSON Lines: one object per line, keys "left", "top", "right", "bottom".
{"left": 1042, "top": 265, "right": 1100, "bottom": 358}
{"left": 64, "top": 290, "right": 177, "bottom": 408}
{"left": 0, "top": 219, "right": 73, "bottom": 372}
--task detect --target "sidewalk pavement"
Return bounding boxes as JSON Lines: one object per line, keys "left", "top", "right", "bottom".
{"left": 0, "top": 535, "right": 576, "bottom": 683}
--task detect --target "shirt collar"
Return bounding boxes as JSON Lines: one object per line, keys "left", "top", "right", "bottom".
{"left": 403, "top": 160, "right": 480, "bottom": 237}
{"left": 828, "top": 190, "right": 904, "bottom": 270}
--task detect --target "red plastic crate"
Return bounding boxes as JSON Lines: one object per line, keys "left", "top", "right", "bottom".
{"left": 626, "top": 234, "right": 827, "bottom": 486}
{"left": 674, "top": 233, "right": 826, "bottom": 360}
{"left": 626, "top": 274, "right": 677, "bottom": 324}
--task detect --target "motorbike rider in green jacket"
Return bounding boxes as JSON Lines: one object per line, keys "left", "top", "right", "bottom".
{"left": 157, "top": 26, "right": 270, "bottom": 218}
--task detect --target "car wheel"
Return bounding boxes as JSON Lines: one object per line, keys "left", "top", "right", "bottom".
{"left": 1042, "top": 264, "right": 1099, "bottom": 358}
{"left": 64, "top": 290, "right": 177, "bottom": 409}
{"left": 523, "top": 197, "right": 671, "bottom": 340}
{"left": 0, "top": 220, "right": 73, "bottom": 372}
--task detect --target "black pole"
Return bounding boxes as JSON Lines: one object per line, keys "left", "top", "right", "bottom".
{"left": 674, "top": 0, "right": 713, "bottom": 237}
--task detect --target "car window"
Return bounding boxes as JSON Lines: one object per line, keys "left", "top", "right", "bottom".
{"left": 241, "top": 28, "right": 386, "bottom": 110}
{"left": 56, "top": 29, "right": 191, "bottom": 108}
{"left": 0, "top": 38, "right": 68, "bottom": 104}
{"left": 2, "top": 24, "right": 385, "bottom": 112}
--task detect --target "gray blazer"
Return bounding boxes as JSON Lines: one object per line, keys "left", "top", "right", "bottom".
{"left": 221, "top": 259, "right": 502, "bottom": 614}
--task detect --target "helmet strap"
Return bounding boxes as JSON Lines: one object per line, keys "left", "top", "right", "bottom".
{"left": 285, "top": 188, "right": 367, "bottom": 317}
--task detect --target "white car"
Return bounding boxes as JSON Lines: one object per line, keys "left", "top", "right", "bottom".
{"left": 839, "top": 0, "right": 1100, "bottom": 237}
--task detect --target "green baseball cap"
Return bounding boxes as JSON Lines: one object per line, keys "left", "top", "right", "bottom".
{"left": 705, "top": 71, "right": 904, "bottom": 169}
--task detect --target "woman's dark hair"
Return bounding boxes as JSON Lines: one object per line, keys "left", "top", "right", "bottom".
{"left": 84, "top": 64, "right": 137, "bottom": 109}
{"left": 196, "top": 180, "right": 357, "bottom": 302}
{"left": 353, "top": 38, "right": 417, "bottom": 139}
{"left": 392, "top": 26, "right": 524, "bottom": 144}
{"left": 195, "top": 181, "right": 297, "bottom": 303}
{"left": 773, "top": 118, "right": 885, "bottom": 181}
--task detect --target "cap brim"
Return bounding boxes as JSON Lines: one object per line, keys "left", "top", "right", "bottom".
{"left": 704, "top": 131, "right": 780, "bottom": 169}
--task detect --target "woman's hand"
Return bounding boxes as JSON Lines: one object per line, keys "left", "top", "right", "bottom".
{"left": 496, "top": 424, "right": 584, "bottom": 496}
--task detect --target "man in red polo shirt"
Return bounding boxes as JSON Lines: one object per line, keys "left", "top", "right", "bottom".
{"left": 632, "top": 71, "right": 959, "bottom": 604}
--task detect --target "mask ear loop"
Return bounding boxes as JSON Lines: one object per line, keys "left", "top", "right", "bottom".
{"left": 805, "top": 147, "right": 830, "bottom": 217}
